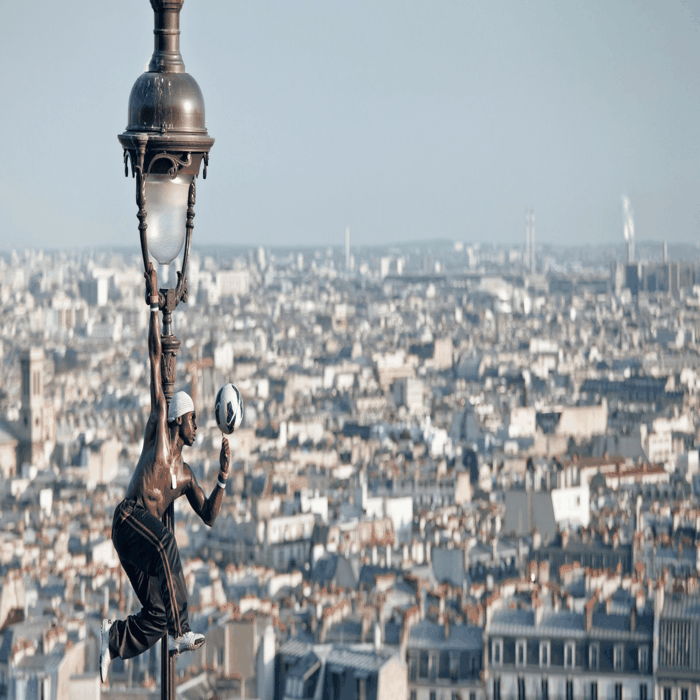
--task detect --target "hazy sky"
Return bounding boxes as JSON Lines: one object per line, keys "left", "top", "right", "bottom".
{"left": 1, "top": 0, "right": 699, "bottom": 250}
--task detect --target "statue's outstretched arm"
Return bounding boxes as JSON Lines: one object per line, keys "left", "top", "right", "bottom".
{"left": 145, "top": 263, "right": 168, "bottom": 458}
{"left": 185, "top": 438, "right": 230, "bottom": 526}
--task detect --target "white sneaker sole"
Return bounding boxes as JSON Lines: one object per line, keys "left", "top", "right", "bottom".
{"left": 100, "top": 619, "right": 112, "bottom": 683}
{"left": 168, "top": 636, "right": 205, "bottom": 657}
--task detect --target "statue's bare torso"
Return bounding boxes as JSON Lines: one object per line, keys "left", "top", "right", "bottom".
{"left": 126, "top": 442, "right": 193, "bottom": 520}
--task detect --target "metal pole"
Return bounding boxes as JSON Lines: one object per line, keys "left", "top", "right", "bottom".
{"left": 160, "top": 319, "right": 180, "bottom": 700}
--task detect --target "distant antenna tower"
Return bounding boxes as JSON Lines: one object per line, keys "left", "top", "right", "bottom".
{"left": 525, "top": 208, "right": 535, "bottom": 273}
{"left": 621, "top": 195, "right": 635, "bottom": 263}
{"left": 345, "top": 225, "right": 350, "bottom": 271}
{"left": 525, "top": 210, "right": 530, "bottom": 269}
{"left": 529, "top": 209, "right": 535, "bottom": 273}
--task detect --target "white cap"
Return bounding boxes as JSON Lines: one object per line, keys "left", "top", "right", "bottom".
{"left": 168, "top": 391, "right": 194, "bottom": 423}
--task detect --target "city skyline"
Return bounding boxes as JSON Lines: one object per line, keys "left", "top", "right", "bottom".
{"left": 1, "top": 0, "right": 699, "bottom": 250}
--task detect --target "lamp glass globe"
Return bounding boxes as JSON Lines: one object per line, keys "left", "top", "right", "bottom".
{"left": 144, "top": 173, "right": 191, "bottom": 265}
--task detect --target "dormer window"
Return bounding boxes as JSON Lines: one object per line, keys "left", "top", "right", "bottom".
{"left": 492, "top": 639, "right": 503, "bottom": 666}
{"left": 639, "top": 645, "right": 649, "bottom": 672}
{"left": 589, "top": 643, "right": 599, "bottom": 671}
{"left": 614, "top": 644, "right": 624, "bottom": 672}
{"left": 565, "top": 642, "right": 575, "bottom": 669}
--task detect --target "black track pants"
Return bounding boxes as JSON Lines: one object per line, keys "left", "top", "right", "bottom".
{"left": 109, "top": 498, "right": 190, "bottom": 660}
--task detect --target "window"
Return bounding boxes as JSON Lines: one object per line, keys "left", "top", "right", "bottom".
{"left": 439, "top": 651, "right": 451, "bottom": 679}
{"left": 589, "top": 643, "right": 599, "bottom": 670}
{"left": 639, "top": 646, "right": 649, "bottom": 672}
{"left": 614, "top": 645, "right": 624, "bottom": 672}
{"left": 430, "top": 693, "right": 436, "bottom": 700}
{"left": 540, "top": 641, "right": 549, "bottom": 668}
{"left": 640, "top": 685, "right": 648, "bottom": 700}
{"left": 470, "top": 694, "right": 476, "bottom": 700}
{"left": 518, "top": 676, "right": 526, "bottom": 700}
{"left": 541, "top": 679, "right": 549, "bottom": 700}
{"left": 615, "top": 684, "right": 623, "bottom": 700}
{"left": 450, "top": 654, "right": 460, "bottom": 682}
{"left": 452, "top": 695, "right": 460, "bottom": 700}
{"left": 517, "top": 641, "right": 526, "bottom": 667}
{"left": 494, "top": 679, "right": 501, "bottom": 700}
{"left": 664, "top": 689, "right": 671, "bottom": 700}
{"left": 492, "top": 639, "right": 502, "bottom": 666}
{"left": 419, "top": 652, "right": 429, "bottom": 678}
{"left": 681, "top": 690, "right": 688, "bottom": 700}
{"left": 429, "top": 654, "right": 437, "bottom": 681}
{"left": 408, "top": 654, "right": 417, "bottom": 682}
{"left": 565, "top": 642, "right": 575, "bottom": 669}
{"left": 410, "top": 693, "right": 416, "bottom": 700}
{"left": 566, "top": 681, "right": 574, "bottom": 700}
{"left": 591, "top": 682, "right": 598, "bottom": 700}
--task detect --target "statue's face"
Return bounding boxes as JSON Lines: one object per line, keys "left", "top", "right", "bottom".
{"left": 179, "top": 411, "right": 197, "bottom": 446}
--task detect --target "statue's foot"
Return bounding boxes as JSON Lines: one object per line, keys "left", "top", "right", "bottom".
{"left": 168, "top": 631, "right": 205, "bottom": 657}
{"left": 100, "top": 619, "right": 113, "bottom": 683}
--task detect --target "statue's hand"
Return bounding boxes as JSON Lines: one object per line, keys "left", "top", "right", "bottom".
{"left": 219, "top": 437, "right": 230, "bottom": 477}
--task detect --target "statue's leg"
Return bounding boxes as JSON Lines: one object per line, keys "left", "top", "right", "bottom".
{"left": 109, "top": 558, "right": 169, "bottom": 660}
{"left": 113, "top": 501, "right": 190, "bottom": 640}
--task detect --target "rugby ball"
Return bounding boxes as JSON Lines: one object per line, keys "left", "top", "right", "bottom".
{"left": 214, "top": 383, "right": 244, "bottom": 435}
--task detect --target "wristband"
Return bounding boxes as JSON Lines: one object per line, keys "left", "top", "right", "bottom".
{"left": 217, "top": 478, "right": 227, "bottom": 489}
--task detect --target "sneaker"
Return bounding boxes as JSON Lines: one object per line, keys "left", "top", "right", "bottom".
{"left": 100, "top": 619, "right": 112, "bottom": 683}
{"left": 168, "top": 631, "right": 205, "bottom": 657}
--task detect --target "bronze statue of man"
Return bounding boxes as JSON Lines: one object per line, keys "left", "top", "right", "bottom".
{"left": 100, "top": 263, "right": 230, "bottom": 683}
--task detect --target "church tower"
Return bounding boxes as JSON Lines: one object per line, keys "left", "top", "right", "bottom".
{"left": 17, "top": 348, "right": 53, "bottom": 469}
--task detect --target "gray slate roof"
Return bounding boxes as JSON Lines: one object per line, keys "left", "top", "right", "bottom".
{"left": 488, "top": 608, "right": 652, "bottom": 642}
{"left": 662, "top": 594, "right": 700, "bottom": 620}
{"left": 407, "top": 620, "right": 483, "bottom": 651}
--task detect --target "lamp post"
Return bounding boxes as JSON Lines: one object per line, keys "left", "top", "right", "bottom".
{"left": 118, "top": 2, "right": 214, "bottom": 698}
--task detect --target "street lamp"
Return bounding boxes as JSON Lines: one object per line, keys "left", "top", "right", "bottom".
{"left": 119, "top": 0, "right": 214, "bottom": 340}
{"left": 118, "top": 2, "right": 213, "bottom": 698}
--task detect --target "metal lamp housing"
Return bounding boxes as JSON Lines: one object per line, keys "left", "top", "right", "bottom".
{"left": 119, "top": 0, "right": 214, "bottom": 300}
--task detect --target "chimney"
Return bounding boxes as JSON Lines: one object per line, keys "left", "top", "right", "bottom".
{"left": 630, "top": 606, "right": 636, "bottom": 633}
{"left": 528, "top": 560, "right": 538, "bottom": 583}
{"left": 561, "top": 530, "right": 570, "bottom": 550}
{"left": 539, "top": 560, "right": 550, "bottom": 585}
{"left": 654, "top": 582, "right": 665, "bottom": 620}
{"left": 585, "top": 596, "right": 595, "bottom": 632}
{"left": 373, "top": 622, "right": 382, "bottom": 652}
{"left": 532, "top": 529, "right": 541, "bottom": 551}
{"left": 533, "top": 592, "right": 544, "bottom": 626}
{"left": 444, "top": 619, "right": 450, "bottom": 641}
